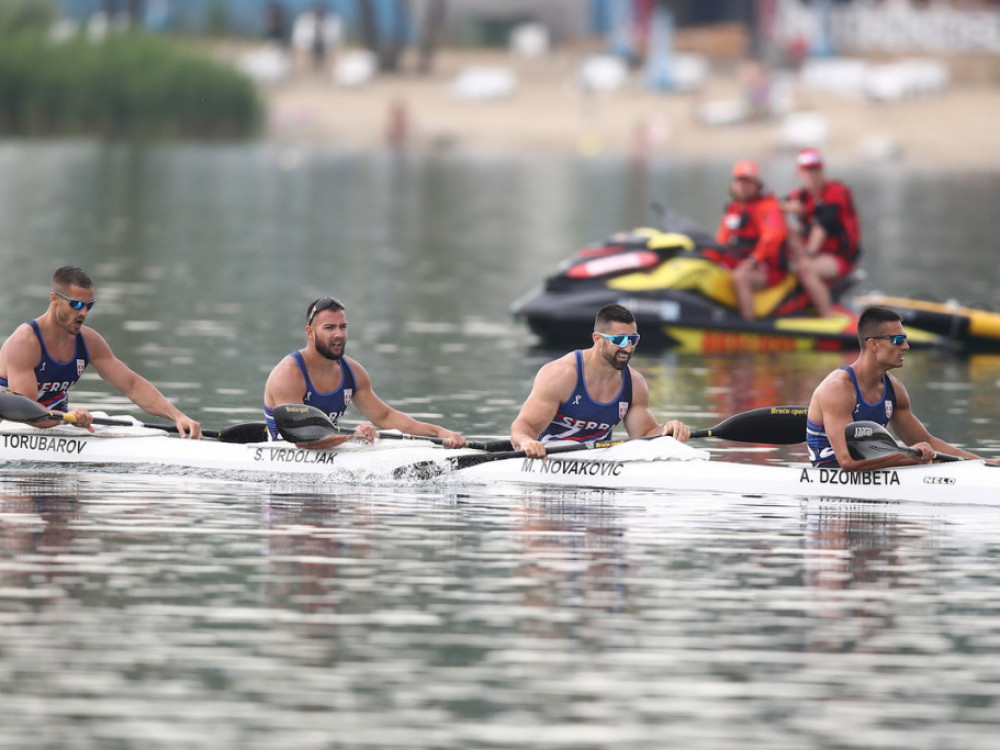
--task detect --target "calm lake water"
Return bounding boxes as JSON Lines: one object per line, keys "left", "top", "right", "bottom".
{"left": 2, "top": 141, "right": 1000, "bottom": 748}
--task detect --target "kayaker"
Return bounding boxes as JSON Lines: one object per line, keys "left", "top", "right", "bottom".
{"left": 0, "top": 266, "right": 202, "bottom": 438}
{"left": 509, "top": 303, "right": 691, "bottom": 459}
{"left": 263, "top": 296, "right": 467, "bottom": 449}
{"left": 807, "top": 305, "right": 985, "bottom": 469}
{"left": 783, "top": 148, "right": 861, "bottom": 317}
{"left": 714, "top": 160, "right": 790, "bottom": 320}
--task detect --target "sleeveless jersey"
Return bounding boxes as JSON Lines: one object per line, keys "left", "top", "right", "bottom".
{"left": 807, "top": 365, "right": 896, "bottom": 467}
{"left": 0, "top": 320, "right": 90, "bottom": 412}
{"left": 537, "top": 350, "right": 633, "bottom": 443}
{"left": 264, "top": 351, "right": 357, "bottom": 440}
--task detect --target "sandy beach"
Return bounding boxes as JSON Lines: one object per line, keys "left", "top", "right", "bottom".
{"left": 260, "top": 44, "right": 1000, "bottom": 172}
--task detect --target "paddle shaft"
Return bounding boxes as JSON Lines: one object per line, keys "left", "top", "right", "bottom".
{"left": 397, "top": 435, "right": 649, "bottom": 478}
{"left": 58, "top": 411, "right": 267, "bottom": 443}
{"left": 0, "top": 390, "right": 265, "bottom": 443}
{"left": 327, "top": 423, "right": 504, "bottom": 451}
{"left": 898, "top": 445, "right": 964, "bottom": 463}
{"left": 400, "top": 405, "right": 810, "bottom": 477}
{"left": 61, "top": 412, "right": 236, "bottom": 441}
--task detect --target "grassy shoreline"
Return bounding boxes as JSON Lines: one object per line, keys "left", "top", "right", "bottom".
{"left": 0, "top": 31, "right": 263, "bottom": 139}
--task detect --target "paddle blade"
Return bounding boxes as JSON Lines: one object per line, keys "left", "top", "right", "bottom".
{"left": 691, "top": 405, "right": 807, "bottom": 444}
{"left": 845, "top": 421, "right": 914, "bottom": 461}
{"left": 0, "top": 391, "right": 59, "bottom": 424}
{"left": 217, "top": 422, "right": 270, "bottom": 444}
{"left": 845, "top": 420, "right": 964, "bottom": 463}
{"left": 272, "top": 404, "right": 337, "bottom": 443}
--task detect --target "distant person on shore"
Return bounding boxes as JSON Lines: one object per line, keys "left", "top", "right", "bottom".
{"left": 806, "top": 305, "right": 985, "bottom": 469}
{"left": 292, "top": 3, "right": 341, "bottom": 72}
{"left": 510, "top": 303, "right": 691, "bottom": 459}
{"left": 264, "top": 1, "right": 289, "bottom": 49}
{"left": 783, "top": 148, "right": 861, "bottom": 317}
{"left": 714, "top": 160, "right": 790, "bottom": 320}
{"left": 0, "top": 266, "right": 202, "bottom": 438}
{"left": 263, "top": 297, "right": 466, "bottom": 449}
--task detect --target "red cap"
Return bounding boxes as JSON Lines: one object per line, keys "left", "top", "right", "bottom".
{"left": 797, "top": 148, "right": 823, "bottom": 168}
{"left": 731, "top": 160, "right": 760, "bottom": 180}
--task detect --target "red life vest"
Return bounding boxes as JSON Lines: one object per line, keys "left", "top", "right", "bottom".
{"left": 787, "top": 180, "right": 861, "bottom": 262}
{"left": 714, "top": 193, "right": 788, "bottom": 271}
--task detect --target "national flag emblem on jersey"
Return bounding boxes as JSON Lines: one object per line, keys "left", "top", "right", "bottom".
{"left": 619, "top": 401, "right": 629, "bottom": 420}
{"left": 76, "top": 359, "right": 86, "bottom": 376}
{"left": 344, "top": 389, "right": 353, "bottom": 405}
{"left": 885, "top": 400, "right": 893, "bottom": 420}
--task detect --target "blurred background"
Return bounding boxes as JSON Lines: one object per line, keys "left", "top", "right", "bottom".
{"left": 3, "top": 0, "right": 999, "bottom": 167}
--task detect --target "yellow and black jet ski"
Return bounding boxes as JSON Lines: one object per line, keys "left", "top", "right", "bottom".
{"left": 511, "top": 217, "right": 1000, "bottom": 353}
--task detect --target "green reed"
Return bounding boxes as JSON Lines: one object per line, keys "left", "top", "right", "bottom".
{"left": 0, "top": 31, "right": 263, "bottom": 139}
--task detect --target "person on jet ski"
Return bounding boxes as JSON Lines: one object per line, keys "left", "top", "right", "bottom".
{"left": 715, "top": 160, "right": 790, "bottom": 320}
{"left": 783, "top": 148, "right": 862, "bottom": 318}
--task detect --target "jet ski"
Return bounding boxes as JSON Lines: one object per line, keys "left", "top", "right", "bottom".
{"left": 510, "top": 212, "right": 1000, "bottom": 353}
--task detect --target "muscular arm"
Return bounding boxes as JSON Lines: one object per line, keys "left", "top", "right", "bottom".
{"left": 263, "top": 354, "right": 306, "bottom": 409}
{"left": 888, "top": 380, "right": 981, "bottom": 461}
{"left": 348, "top": 361, "right": 466, "bottom": 448}
{"left": 0, "top": 324, "right": 42, "bottom": 401}
{"left": 86, "top": 330, "right": 201, "bottom": 438}
{"left": 509, "top": 357, "right": 576, "bottom": 457}
{"left": 0, "top": 325, "right": 67, "bottom": 428}
{"left": 621, "top": 369, "right": 691, "bottom": 441}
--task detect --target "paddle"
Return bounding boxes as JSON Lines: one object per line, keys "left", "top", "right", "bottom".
{"left": 394, "top": 435, "right": 651, "bottom": 480}
{"left": 689, "top": 404, "right": 807, "bottom": 444}
{"left": 394, "top": 404, "right": 810, "bottom": 480}
{"left": 0, "top": 390, "right": 267, "bottom": 444}
{"left": 271, "top": 403, "right": 507, "bottom": 450}
{"left": 272, "top": 404, "right": 341, "bottom": 443}
{"left": 845, "top": 420, "right": 964, "bottom": 463}
{"left": 322, "top": 423, "right": 506, "bottom": 451}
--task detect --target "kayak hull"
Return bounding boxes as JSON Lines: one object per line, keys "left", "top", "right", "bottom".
{"left": 3, "top": 423, "right": 998, "bottom": 506}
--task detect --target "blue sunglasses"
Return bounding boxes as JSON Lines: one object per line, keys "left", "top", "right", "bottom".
{"left": 52, "top": 288, "right": 96, "bottom": 311}
{"left": 867, "top": 334, "right": 907, "bottom": 346}
{"left": 596, "top": 332, "right": 640, "bottom": 348}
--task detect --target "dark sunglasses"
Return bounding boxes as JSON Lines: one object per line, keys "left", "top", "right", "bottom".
{"left": 52, "top": 288, "right": 95, "bottom": 311}
{"left": 307, "top": 296, "right": 345, "bottom": 325}
{"left": 596, "top": 332, "right": 640, "bottom": 348}
{"left": 867, "top": 334, "right": 907, "bottom": 346}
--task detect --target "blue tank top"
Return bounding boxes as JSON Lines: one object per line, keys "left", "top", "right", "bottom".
{"left": 0, "top": 320, "right": 90, "bottom": 412}
{"left": 807, "top": 365, "right": 896, "bottom": 467}
{"left": 537, "top": 350, "right": 633, "bottom": 443}
{"left": 264, "top": 351, "right": 358, "bottom": 440}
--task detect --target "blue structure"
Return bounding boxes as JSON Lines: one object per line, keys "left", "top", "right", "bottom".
{"left": 57, "top": 0, "right": 412, "bottom": 40}
{"left": 643, "top": 3, "right": 674, "bottom": 91}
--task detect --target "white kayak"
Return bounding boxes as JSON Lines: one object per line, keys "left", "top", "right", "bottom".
{"left": 1, "top": 419, "right": 998, "bottom": 505}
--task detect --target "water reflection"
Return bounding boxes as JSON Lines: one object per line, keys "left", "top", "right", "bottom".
{"left": 262, "top": 492, "right": 372, "bottom": 635}
{"left": 802, "top": 501, "right": 937, "bottom": 653}
{"left": 511, "top": 493, "right": 630, "bottom": 631}
{"left": 0, "top": 477, "right": 82, "bottom": 598}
